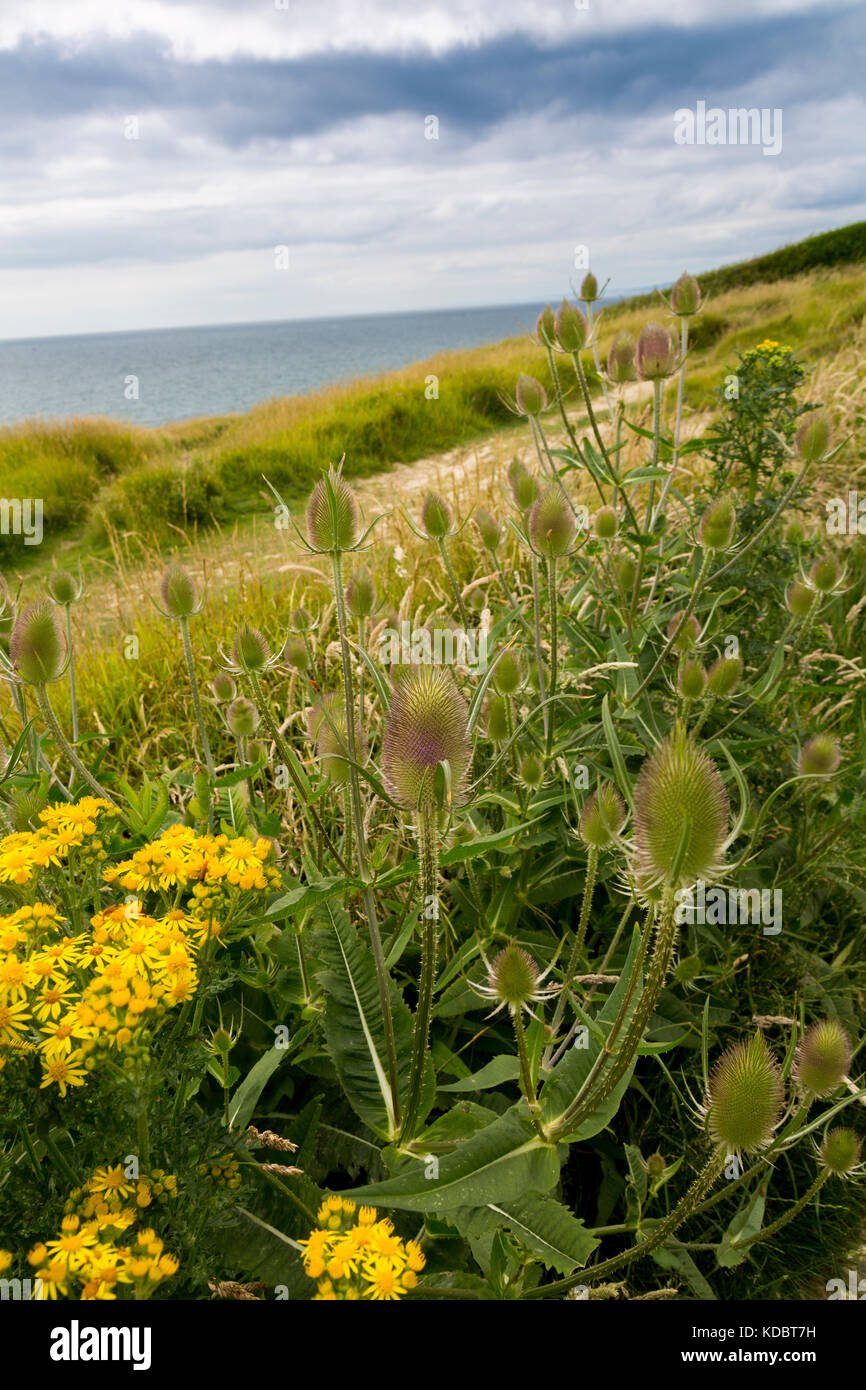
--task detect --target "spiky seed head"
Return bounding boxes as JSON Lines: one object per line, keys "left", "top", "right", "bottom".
{"left": 554, "top": 298, "right": 587, "bottom": 353}
{"left": 594, "top": 506, "right": 619, "bottom": 540}
{"left": 607, "top": 331, "right": 637, "bottom": 384}
{"left": 488, "top": 944, "right": 541, "bottom": 1014}
{"left": 809, "top": 554, "right": 841, "bottom": 593}
{"left": 698, "top": 497, "right": 736, "bottom": 552}
{"left": 473, "top": 508, "right": 502, "bottom": 551}
{"left": 520, "top": 754, "right": 544, "bottom": 789}
{"left": 308, "top": 695, "right": 365, "bottom": 787}
{"left": 493, "top": 650, "right": 522, "bottom": 696}
{"left": 580, "top": 271, "right": 599, "bottom": 304}
{"left": 785, "top": 580, "right": 815, "bottom": 618}
{"left": 633, "top": 728, "right": 728, "bottom": 891}
{"left": 706, "top": 1035, "right": 783, "bottom": 1153}
{"left": 785, "top": 518, "right": 806, "bottom": 546}
{"left": 9, "top": 601, "right": 67, "bottom": 685}
{"left": 529, "top": 486, "right": 576, "bottom": 558}
{"left": 515, "top": 373, "right": 547, "bottom": 418}
{"left": 798, "top": 733, "right": 840, "bottom": 777}
{"left": 667, "top": 611, "right": 701, "bottom": 652}
{"left": 508, "top": 459, "right": 539, "bottom": 512}
{"left": 345, "top": 566, "right": 376, "bottom": 619}
{"left": 536, "top": 303, "right": 556, "bottom": 348}
{"left": 579, "top": 783, "right": 626, "bottom": 849}
{"left": 796, "top": 411, "right": 831, "bottom": 462}
{"left": 226, "top": 697, "right": 260, "bottom": 739}
{"left": 212, "top": 672, "right": 236, "bottom": 702}
{"left": 231, "top": 624, "right": 272, "bottom": 673}
{"left": 485, "top": 694, "right": 509, "bottom": 743}
{"left": 285, "top": 637, "right": 310, "bottom": 671}
{"left": 46, "top": 568, "right": 79, "bottom": 606}
{"left": 306, "top": 464, "right": 359, "bottom": 551}
{"left": 420, "top": 491, "right": 452, "bottom": 539}
{"left": 617, "top": 556, "right": 637, "bottom": 591}
{"left": 636, "top": 322, "right": 677, "bottom": 380}
{"left": 671, "top": 271, "right": 702, "bottom": 317}
{"left": 9, "top": 786, "right": 48, "bottom": 831}
{"left": 678, "top": 659, "right": 707, "bottom": 701}
{"left": 646, "top": 1152, "right": 667, "bottom": 1179}
{"left": 794, "top": 1020, "right": 852, "bottom": 1097}
{"left": 159, "top": 563, "right": 198, "bottom": 619}
{"left": 706, "top": 655, "right": 743, "bottom": 697}
{"left": 291, "top": 607, "right": 314, "bottom": 632}
{"left": 819, "top": 1128, "right": 862, "bottom": 1176}
{"left": 382, "top": 665, "right": 469, "bottom": 812}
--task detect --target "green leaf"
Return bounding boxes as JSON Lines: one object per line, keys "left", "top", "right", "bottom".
{"left": 439, "top": 1055, "right": 521, "bottom": 1092}
{"left": 457, "top": 1194, "right": 599, "bottom": 1275}
{"left": 717, "top": 1187, "right": 766, "bottom": 1268}
{"left": 228, "top": 1044, "right": 289, "bottom": 1130}
{"left": 652, "top": 1240, "right": 717, "bottom": 1298}
{"left": 601, "top": 693, "right": 635, "bottom": 812}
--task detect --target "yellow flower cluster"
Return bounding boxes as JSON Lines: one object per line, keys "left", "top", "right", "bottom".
{"left": 0, "top": 797, "right": 115, "bottom": 886}
{"left": 197, "top": 1154, "right": 242, "bottom": 1190}
{"left": 6, "top": 1165, "right": 180, "bottom": 1300}
{"left": 300, "top": 1196, "right": 426, "bottom": 1301}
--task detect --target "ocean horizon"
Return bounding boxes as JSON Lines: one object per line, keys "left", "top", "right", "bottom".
{"left": 0, "top": 292, "right": 646, "bottom": 430}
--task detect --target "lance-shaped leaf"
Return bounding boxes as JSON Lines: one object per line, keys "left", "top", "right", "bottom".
{"left": 455, "top": 1193, "right": 599, "bottom": 1275}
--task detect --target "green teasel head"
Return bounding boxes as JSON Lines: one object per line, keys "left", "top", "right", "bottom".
{"left": 670, "top": 271, "right": 702, "bottom": 317}
{"left": 291, "top": 606, "right": 315, "bottom": 633}
{"left": 795, "top": 1019, "right": 852, "bottom": 1097}
{"left": 8, "top": 786, "right": 48, "bottom": 832}
{"left": 580, "top": 271, "right": 599, "bottom": 304}
{"left": 420, "top": 491, "right": 452, "bottom": 540}
{"left": 795, "top": 410, "right": 831, "bottom": 463}
{"left": 484, "top": 943, "right": 547, "bottom": 1016}
{"left": 226, "top": 696, "right": 260, "bottom": 740}
{"left": 515, "top": 373, "right": 547, "bottom": 418}
{"left": 285, "top": 637, "right": 310, "bottom": 672}
{"left": 9, "top": 601, "right": 67, "bottom": 686}
{"left": 508, "top": 459, "right": 539, "bottom": 513}
{"left": 492, "top": 649, "right": 522, "bottom": 696}
{"left": 554, "top": 298, "right": 587, "bottom": 353}
{"left": 382, "top": 664, "right": 469, "bottom": 813}
{"left": 798, "top": 733, "right": 840, "bottom": 777}
{"left": 345, "top": 566, "right": 377, "bottom": 619}
{"left": 536, "top": 303, "right": 556, "bottom": 348}
{"left": 677, "top": 659, "right": 707, "bottom": 701}
{"left": 667, "top": 611, "right": 701, "bottom": 652}
{"left": 231, "top": 624, "right": 272, "bottom": 674}
{"left": 698, "top": 496, "right": 736, "bottom": 552}
{"left": 529, "top": 486, "right": 576, "bottom": 558}
{"left": 819, "top": 1128, "right": 862, "bottom": 1177}
{"left": 809, "top": 554, "right": 841, "bottom": 593}
{"left": 785, "top": 580, "right": 816, "bottom": 619}
{"left": 594, "top": 506, "right": 619, "bottom": 540}
{"left": 159, "top": 563, "right": 199, "bottom": 619}
{"left": 579, "top": 782, "right": 626, "bottom": 850}
{"left": 607, "top": 331, "right": 637, "bottom": 384}
{"left": 633, "top": 727, "right": 728, "bottom": 892}
{"left": 46, "top": 568, "right": 82, "bottom": 607}
{"left": 636, "top": 322, "right": 677, "bottom": 381}
{"left": 485, "top": 693, "right": 509, "bottom": 743}
{"left": 306, "top": 462, "right": 360, "bottom": 552}
{"left": 211, "top": 671, "right": 236, "bottom": 702}
{"left": 519, "top": 754, "right": 544, "bottom": 789}
{"left": 617, "top": 555, "right": 637, "bottom": 592}
{"left": 474, "top": 508, "right": 502, "bottom": 551}
{"left": 706, "top": 654, "right": 743, "bottom": 698}
{"left": 706, "top": 1034, "right": 784, "bottom": 1153}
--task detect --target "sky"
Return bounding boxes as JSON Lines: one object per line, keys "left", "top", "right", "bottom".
{"left": 0, "top": 0, "right": 863, "bottom": 340}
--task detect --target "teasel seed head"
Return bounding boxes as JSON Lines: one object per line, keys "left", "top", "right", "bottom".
{"left": 798, "top": 733, "right": 840, "bottom": 777}
{"left": 227, "top": 697, "right": 260, "bottom": 740}
{"left": 819, "top": 1128, "right": 862, "bottom": 1177}
{"left": 636, "top": 322, "right": 677, "bottom": 380}
{"left": 670, "top": 271, "right": 702, "bottom": 317}
{"left": 308, "top": 695, "right": 364, "bottom": 787}
{"left": 515, "top": 373, "right": 547, "bottom": 418}
{"left": 520, "top": 754, "right": 544, "bottom": 789}
{"left": 529, "top": 485, "right": 576, "bottom": 558}
{"left": 795, "top": 410, "right": 831, "bottom": 463}
{"left": 667, "top": 611, "right": 701, "bottom": 652}
{"left": 9, "top": 601, "right": 67, "bottom": 686}
{"left": 554, "top": 298, "right": 587, "bottom": 353}
{"left": 306, "top": 463, "right": 359, "bottom": 551}
{"left": 420, "top": 491, "right": 452, "bottom": 540}
{"left": 706, "top": 654, "right": 743, "bottom": 697}
{"left": 485, "top": 693, "right": 509, "bottom": 743}
{"left": 606, "top": 331, "right": 637, "bottom": 384}
{"left": 536, "top": 303, "right": 556, "bottom": 348}
{"left": 677, "top": 659, "right": 707, "bottom": 701}
{"left": 579, "top": 782, "right": 626, "bottom": 849}
{"left": 345, "top": 566, "right": 376, "bottom": 619}
{"left": 617, "top": 555, "right": 637, "bottom": 592}
{"left": 809, "top": 554, "right": 841, "bottom": 593}
{"left": 580, "top": 271, "right": 599, "bottom": 304}
{"left": 212, "top": 672, "right": 237, "bottom": 702}
{"left": 633, "top": 727, "right": 728, "bottom": 892}
{"left": 646, "top": 1152, "right": 667, "bottom": 1179}
{"left": 486, "top": 943, "right": 543, "bottom": 1015}
{"left": 492, "top": 650, "right": 522, "bottom": 696}
{"left": 382, "top": 664, "right": 469, "bottom": 812}
{"left": 698, "top": 496, "right": 736, "bottom": 551}
{"left": 785, "top": 518, "right": 806, "bottom": 546}
{"left": 231, "top": 624, "right": 272, "bottom": 674}
{"left": 794, "top": 1019, "right": 852, "bottom": 1098}
{"left": 159, "top": 563, "right": 198, "bottom": 619}
{"left": 594, "top": 506, "right": 619, "bottom": 540}
{"left": 46, "top": 568, "right": 81, "bottom": 607}
{"left": 473, "top": 508, "right": 502, "bottom": 551}
{"left": 285, "top": 637, "right": 310, "bottom": 672}
{"left": 508, "top": 459, "right": 539, "bottom": 513}
{"left": 706, "top": 1034, "right": 783, "bottom": 1153}
{"left": 291, "top": 607, "right": 314, "bottom": 632}
{"left": 785, "top": 580, "right": 815, "bottom": 618}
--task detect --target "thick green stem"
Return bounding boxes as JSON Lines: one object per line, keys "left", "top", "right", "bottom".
{"left": 545, "top": 556, "right": 558, "bottom": 756}
{"left": 531, "top": 557, "right": 549, "bottom": 743}
{"left": 738, "top": 1170, "right": 829, "bottom": 1251}
{"left": 437, "top": 538, "right": 469, "bottom": 626}
{"left": 64, "top": 606, "right": 79, "bottom": 749}
{"left": 401, "top": 804, "right": 440, "bottom": 1144}
{"left": 35, "top": 685, "right": 120, "bottom": 808}
{"left": 180, "top": 616, "right": 215, "bottom": 778}
{"left": 513, "top": 1008, "right": 546, "bottom": 1139}
{"left": 544, "top": 847, "right": 597, "bottom": 1064}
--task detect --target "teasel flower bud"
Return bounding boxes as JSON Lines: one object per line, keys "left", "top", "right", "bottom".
{"left": 306, "top": 463, "right": 359, "bottom": 551}
{"left": 231, "top": 624, "right": 272, "bottom": 673}
{"left": 478, "top": 943, "right": 555, "bottom": 1018}
{"left": 515, "top": 373, "right": 547, "bottom": 418}
{"left": 785, "top": 580, "right": 815, "bottom": 618}
{"left": 594, "top": 506, "right": 619, "bottom": 540}
{"left": 633, "top": 727, "right": 728, "bottom": 892}
{"left": 579, "top": 782, "right": 626, "bottom": 849}
{"left": 670, "top": 271, "right": 702, "bottom": 317}
{"left": 420, "top": 491, "right": 452, "bottom": 540}
{"left": 529, "top": 486, "right": 576, "bottom": 558}
{"left": 536, "top": 303, "right": 556, "bottom": 348}
{"left": 285, "top": 637, "right": 310, "bottom": 672}
{"left": 508, "top": 460, "right": 539, "bottom": 513}
{"left": 698, "top": 496, "right": 736, "bottom": 551}
{"left": 706, "top": 654, "right": 743, "bottom": 697}
{"left": 212, "top": 672, "right": 236, "bottom": 702}
{"left": 636, "top": 322, "right": 677, "bottom": 381}
{"left": 795, "top": 411, "right": 831, "bottom": 463}
{"left": 794, "top": 1020, "right": 852, "bottom": 1098}
{"left": 474, "top": 508, "right": 502, "bottom": 551}
{"left": 677, "top": 659, "right": 707, "bottom": 701}
{"left": 646, "top": 1152, "right": 666, "bottom": 1180}
{"left": 382, "top": 664, "right": 469, "bottom": 812}
{"left": 785, "top": 518, "right": 806, "bottom": 546}
{"left": 159, "top": 563, "right": 198, "bottom": 619}
{"left": 291, "top": 607, "right": 314, "bottom": 632}
{"left": 308, "top": 695, "right": 365, "bottom": 787}
{"left": 485, "top": 694, "right": 509, "bottom": 743}
{"left": 705, "top": 1034, "right": 783, "bottom": 1154}
{"left": 580, "top": 271, "right": 599, "bottom": 304}
{"left": 554, "top": 298, "right": 587, "bottom": 353}
{"left": 9, "top": 601, "right": 67, "bottom": 685}
{"left": 46, "top": 568, "right": 81, "bottom": 607}
{"left": 607, "top": 331, "right": 637, "bottom": 384}
{"left": 226, "top": 697, "right": 260, "bottom": 740}
{"left": 492, "top": 650, "right": 522, "bottom": 696}
{"left": 667, "top": 611, "right": 701, "bottom": 652}
{"left": 819, "top": 1128, "right": 862, "bottom": 1177}
{"left": 809, "top": 554, "right": 841, "bottom": 593}
{"left": 345, "top": 566, "right": 376, "bottom": 619}
{"left": 520, "top": 754, "right": 544, "bottom": 789}
{"left": 617, "top": 555, "right": 637, "bottom": 592}
{"left": 798, "top": 733, "right": 840, "bottom": 776}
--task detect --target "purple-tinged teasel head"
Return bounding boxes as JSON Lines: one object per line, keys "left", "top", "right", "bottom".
{"left": 607, "top": 331, "right": 637, "bottom": 384}
{"left": 515, "top": 373, "right": 547, "bottom": 418}
{"left": 529, "top": 486, "right": 576, "bottom": 558}
{"left": 382, "top": 664, "right": 469, "bottom": 812}
{"left": 9, "top": 601, "right": 67, "bottom": 685}
{"left": 670, "top": 271, "right": 702, "bottom": 317}
{"left": 795, "top": 411, "right": 831, "bottom": 463}
{"left": 306, "top": 464, "right": 359, "bottom": 551}
{"left": 159, "top": 563, "right": 198, "bottom": 619}
{"left": 554, "top": 298, "right": 587, "bottom": 353}
{"left": 636, "top": 322, "right": 677, "bottom": 381}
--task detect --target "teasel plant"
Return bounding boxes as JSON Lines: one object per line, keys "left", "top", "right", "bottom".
{"left": 401, "top": 491, "right": 471, "bottom": 627}
{"left": 153, "top": 563, "right": 216, "bottom": 791}
{"left": 45, "top": 564, "right": 85, "bottom": 761}
{"left": 472, "top": 941, "right": 559, "bottom": 1139}
{"left": 344, "top": 566, "right": 377, "bottom": 734}
{"left": 382, "top": 662, "right": 470, "bottom": 1145}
